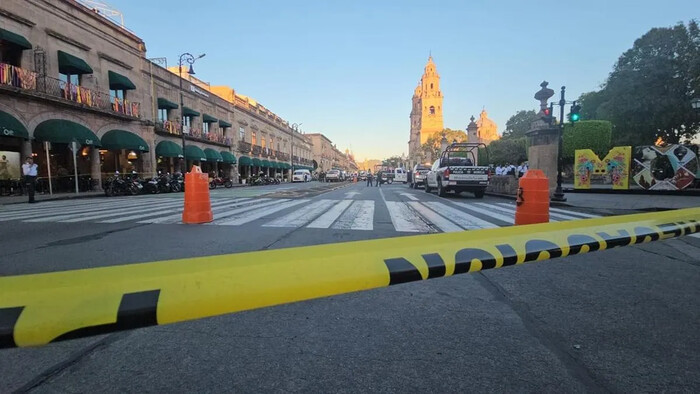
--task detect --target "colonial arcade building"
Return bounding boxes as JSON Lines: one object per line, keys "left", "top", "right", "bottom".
{"left": 0, "top": 0, "right": 313, "bottom": 196}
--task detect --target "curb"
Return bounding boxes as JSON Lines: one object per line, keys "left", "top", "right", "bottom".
{"left": 484, "top": 191, "right": 575, "bottom": 208}
{"left": 563, "top": 188, "right": 700, "bottom": 196}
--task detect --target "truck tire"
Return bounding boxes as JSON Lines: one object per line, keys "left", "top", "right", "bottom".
{"left": 437, "top": 178, "right": 446, "bottom": 197}
{"left": 474, "top": 189, "right": 485, "bottom": 199}
{"left": 424, "top": 180, "right": 431, "bottom": 193}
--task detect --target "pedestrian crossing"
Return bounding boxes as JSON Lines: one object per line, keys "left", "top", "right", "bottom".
{"left": 0, "top": 196, "right": 601, "bottom": 232}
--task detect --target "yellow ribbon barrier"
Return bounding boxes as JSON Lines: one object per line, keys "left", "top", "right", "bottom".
{"left": 1, "top": 208, "right": 698, "bottom": 348}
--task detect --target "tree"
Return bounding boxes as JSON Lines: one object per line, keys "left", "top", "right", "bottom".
{"left": 581, "top": 20, "right": 700, "bottom": 145}
{"left": 420, "top": 128, "right": 467, "bottom": 162}
{"left": 502, "top": 110, "right": 538, "bottom": 139}
{"left": 483, "top": 138, "right": 528, "bottom": 165}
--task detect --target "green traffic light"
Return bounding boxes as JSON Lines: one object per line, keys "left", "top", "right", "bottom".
{"left": 571, "top": 113, "right": 580, "bottom": 122}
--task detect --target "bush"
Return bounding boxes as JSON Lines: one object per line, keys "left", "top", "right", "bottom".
{"left": 562, "top": 120, "right": 612, "bottom": 160}
{"left": 483, "top": 137, "right": 528, "bottom": 165}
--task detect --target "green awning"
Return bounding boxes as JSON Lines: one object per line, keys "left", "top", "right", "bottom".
{"left": 220, "top": 151, "right": 236, "bottom": 164}
{"left": 251, "top": 158, "right": 262, "bottom": 167}
{"left": 155, "top": 140, "right": 183, "bottom": 158}
{"left": 34, "top": 119, "right": 100, "bottom": 146}
{"left": 184, "top": 145, "right": 207, "bottom": 161}
{"left": 0, "top": 110, "right": 29, "bottom": 139}
{"left": 238, "top": 156, "right": 252, "bottom": 166}
{"left": 57, "top": 50, "right": 93, "bottom": 75}
{"left": 108, "top": 71, "right": 135, "bottom": 90}
{"left": 157, "top": 98, "right": 178, "bottom": 110}
{"left": 269, "top": 161, "right": 278, "bottom": 169}
{"left": 202, "top": 114, "right": 218, "bottom": 123}
{"left": 182, "top": 107, "right": 200, "bottom": 117}
{"left": 0, "top": 28, "right": 32, "bottom": 50}
{"left": 101, "top": 129, "right": 149, "bottom": 152}
{"left": 204, "top": 148, "right": 223, "bottom": 162}
{"left": 281, "top": 163, "right": 290, "bottom": 169}
{"left": 218, "top": 120, "right": 232, "bottom": 128}
{"left": 261, "top": 159, "right": 271, "bottom": 168}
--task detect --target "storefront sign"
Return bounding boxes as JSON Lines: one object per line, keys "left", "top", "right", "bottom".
{"left": 190, "top": 85, "right": 209, "bottom": 98}
{"left": 1, "top": 127, "right": 17, "bottom": 137}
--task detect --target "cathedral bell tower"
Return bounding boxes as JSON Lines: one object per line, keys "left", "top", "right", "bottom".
{"left": 409, "top": 56, "right": 444, "bottom": 164}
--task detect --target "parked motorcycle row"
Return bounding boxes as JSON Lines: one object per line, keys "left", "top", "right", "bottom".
{"left": 103, "top": 171, "right": 184, "bottom": 197}
{"left": 247, "top": 175, "right": 282, "bottom": 186}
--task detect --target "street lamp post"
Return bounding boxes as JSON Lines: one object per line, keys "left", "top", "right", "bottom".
{"left": 290, "top": 123, "right": 301, "bottom": 181}
{"left": 552, "top": 86, "right": 567, "bottom": 202}
{"left": 178, "top": 52, "right": 205, "bottom": 170}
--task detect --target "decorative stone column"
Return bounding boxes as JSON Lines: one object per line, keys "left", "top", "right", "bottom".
{"left": 466, "top": 115, "right": 479, "bottom": 164}
{"left": 526, "top": 81, "right": 557, "bottom": 195}
{"left": 91, "top": 147, "right": 102, "bottom": 191}
{"left": 21, "top": 139, "right": 32, "bottom": 160}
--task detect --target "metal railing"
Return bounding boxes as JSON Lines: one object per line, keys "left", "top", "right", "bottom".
{"left": 238, "top": 141, "right": 252, "bottom": 153}
{"left": 1, "top": 62, "right": 141, "bottom": 118}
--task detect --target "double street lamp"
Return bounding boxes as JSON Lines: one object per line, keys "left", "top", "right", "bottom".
{"left": 178, "top": 52, "right": 205, "bottom": 168}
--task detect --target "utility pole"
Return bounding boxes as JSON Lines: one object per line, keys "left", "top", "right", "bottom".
{"left": 552, "top": 86, "right": 567, "bottom": 202}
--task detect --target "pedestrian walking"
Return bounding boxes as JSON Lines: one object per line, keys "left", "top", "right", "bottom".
{"left": 375, "top": 170, "right": 382, "bottom": 187}
{"left": 22, "top": 156, "right": 38, "bottom": 203}
{"left": 366, "top": 171, "right": 373, "bottom": 186}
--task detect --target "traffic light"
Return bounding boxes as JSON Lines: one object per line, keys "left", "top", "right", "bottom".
{"left": 541, "top": 105, "right": 554, "bottom": 125}
{"left": 569, "top": 101, "right": 581, "bottom": 123}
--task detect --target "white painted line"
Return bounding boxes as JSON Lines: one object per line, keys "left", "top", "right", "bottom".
{"left": 306, "top": 200, "right": 353, "bottom": 229}
{"left": 332, "top": 200, "right": 374, "bottom": 230}
{"left": 407, "top": 202, "right": 462, "bottom": 233}
{"left": 399, "top": 193, "right": 419, "bottom": 201}
{"left": 491, "top": 202, "right": 560, "bottom": 222}
{"left": 0, "top": 198, "right": 156, "bottom": 219}
{"left": 689, "top": 233, "right": 700, "bottom": 239}
{"left": 216, "top": 199, "right": 309, "bottom": 226}
{"left": 16, "top": 199, "right": 168, "bottom": 222}
{"left": 138, "top": 199, "right": 258, "bottom": 224}
{"left": 450, "top": 201, "right": 514, "bottom": 225}
{"left": 104, "top": 198, "right": 252, "bottom": 223}
{"left": 423, "top": 202, "right": 498, "bottom": 230}
{"left": 58, "top": 200, "right": 184, "bottom": 222}
{"left": 385, "top": 201, "right": 432, "bottom": 232}
{"left": 264, "top": 199, "right": 337, "bottom": 228}
{"left": 549, "top": 207, "right": 600, "bottom": 218}
{"left": 344, "top": 191, "right": 360, "bottom": 199}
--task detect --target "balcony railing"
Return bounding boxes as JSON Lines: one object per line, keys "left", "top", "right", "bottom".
{"left": 251, "top": 145, "right": 262, "bottom": 155}
{"left": 238, "top": 141, "right": 251, "bottom": 153}
{"left": 0, "top": 62, "right": 141, "bottom": 118}
{"left": 155, "top": 120, "right": 180, "bottom": 135}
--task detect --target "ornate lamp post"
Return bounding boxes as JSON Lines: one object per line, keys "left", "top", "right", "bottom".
{"left": 178, "top": 52, "right": 205, "bottom": 167}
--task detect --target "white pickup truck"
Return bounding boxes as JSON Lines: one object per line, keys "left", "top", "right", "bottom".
{"left": 393, "top": 168, "right": 408, "bottom": 183}
{"left": 425, "top": 142, "right": 490, "bottom": 198}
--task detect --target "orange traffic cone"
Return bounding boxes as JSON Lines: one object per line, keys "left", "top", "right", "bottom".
{"left": 514, "top": 169, "right": 549, "bottom": 225}
{"left": 182, "top": 165, "right": 213, "bottom": 224}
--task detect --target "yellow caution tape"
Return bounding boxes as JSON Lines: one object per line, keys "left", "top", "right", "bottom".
{"left": 1, "top": 208, "right": 698, "bottom": 348}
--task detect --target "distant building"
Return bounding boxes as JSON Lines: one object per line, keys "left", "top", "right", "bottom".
{"left": 408, "top": 56, "right": 444, "bottom": 165}
{"left": 476, "top": 109, "right": 499, "bottom": 145}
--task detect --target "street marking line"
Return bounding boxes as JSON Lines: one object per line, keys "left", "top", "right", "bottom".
{"left": 450, "top": 201, "right": 514, "bottom": 225}
{"left": 549, "top": 207, "right": 601, "bottom": 219}
{"left": 0, "top": 197, "right": 136, "bottom": 213}
{"left": 399, "top": 193, "right": 419, "bottom": 201}
{"left": 216, "top": 199, "right": 309, "bottom": 226}
{"left": 485, "top": 202, "right": 562, "bottom": 222}
{"left": 1, "top": 209, "right": 697, "bottom": 348}
{"left": 58, "top": 200, "right": 186, "bottom": 223}
{"left": 104, "top": 199, "right": 253, "bottom": 224}
{"left": 140, "top": 199, "right": 268, "bottom": 224}
{"left": 306, "top": 200, "right": 353, "bottom": 229}
{"left": 385, "top": 201, "right": 432, "bottom": 233}
{"left": 12, "top": 199, "right": 169, "bottom": 223}
{"left": 332, "top": 200, "right": 374, "bottom": 230}
{"left": 423, "top": 202, "right": 498, "bottom": 230}
{"left": 0, "top": 198, "right": 157, "bottom": 219}
{"left": 407, "top": 202, "right": 462, "bottom": 233}
{"left": 264, "top": 199, "right": 337, "bottom": 228}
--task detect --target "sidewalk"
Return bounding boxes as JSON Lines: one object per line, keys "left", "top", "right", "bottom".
{"left": 0, "top": 191, "right": 104, "bottom": 206}
{"left": 560, "top": 193, "right": 700, "bottom": 211}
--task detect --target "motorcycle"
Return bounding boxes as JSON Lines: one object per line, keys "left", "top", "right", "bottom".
{"left": 156, "top": 172, "right": 172, "bottom": 193}
{"left": 171, "top": 173, "right": 185, "bottom": 192}
{"left": 104, "top": 172, "right": 131, "bottom": 196}
{"left": 209, "top": 176, "right": 233, "bottom": 189}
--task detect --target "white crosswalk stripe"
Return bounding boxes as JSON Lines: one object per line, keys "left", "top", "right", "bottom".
{"left": 0, "top": 196, "right": 607, "bottom": 233}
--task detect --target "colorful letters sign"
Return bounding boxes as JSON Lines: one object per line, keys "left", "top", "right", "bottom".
{"left": 632, "top": 145, "right": 698, "bottom": 190}
{"left": 574, "top": 146, "right": 631, "bottom": 189}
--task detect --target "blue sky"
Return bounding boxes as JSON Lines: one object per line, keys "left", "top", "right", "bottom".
{"left": 109, "top": 0, "right": 697, "bottom": 160}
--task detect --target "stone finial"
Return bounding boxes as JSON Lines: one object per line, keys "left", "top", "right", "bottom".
{"left": 534, "top": 81, "right": 555, "bottom": 114}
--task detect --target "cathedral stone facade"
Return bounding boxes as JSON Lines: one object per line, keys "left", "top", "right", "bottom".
{"left": 476, "top": 109, "right": 499, "bottom": 145}
{"left": 408, "top": 56, "right": 443, "bottom": 164}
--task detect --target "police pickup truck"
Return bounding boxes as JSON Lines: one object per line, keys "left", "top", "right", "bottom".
{"left": 425, "top": 142, "right": 490, "bottom": 198}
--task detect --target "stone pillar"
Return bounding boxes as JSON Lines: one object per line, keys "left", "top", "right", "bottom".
{"left": 526, "top": 128, "right": 559, "bottom": 196}
{"left": 91, "top": 147, "right": 102, "bottom": 191}
{"left": 21, "top": 139, "right": 32, "bottom": 160}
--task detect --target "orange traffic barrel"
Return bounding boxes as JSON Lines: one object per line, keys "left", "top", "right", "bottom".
{"left": 514, "top": 169, "right": 549, "bottom": 225}
{"left": 182, "top": 165, "right": 213, "bottom": 224}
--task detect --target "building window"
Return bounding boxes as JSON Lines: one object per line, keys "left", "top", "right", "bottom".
{"left": 261, "top": 137, "right": 266, "bottom": 149}
{"left": 182, "top": 116, "right": 192, "bottom": 127}
{"left": 252, "top": 131, "right": 257, "bottom": 146}
{"left": 110, "top": 89, "right": 125, "bottom": 103}
{"left": 430, "top": 83, "right": 433, "bottom": 89}
{"left": 269, "top": 137, "right": 274, "bottom": 151}
{"left": 202, "top": 122, "right": 210, "bottom": 134}
{"left": 59, "top": 73, "right": 79, "bottom": 86}
{"left": 0, "top": 45, "right": 23, "bottom": 67}
{"left": 158, "top": 108, "right": 168, "bottom": 122}
{"left": 429, "top": 106, "right": 435, "bottom": 115}
{"left": 239, "top": 126, "right": 245, "bottom": 141}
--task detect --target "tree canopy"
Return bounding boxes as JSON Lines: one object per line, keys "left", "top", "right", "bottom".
{"left": 420, "top": 128, "right": 467, "bottom": 162}
{"left": 578, "top": 20, "right": 700, "bottom": 145}
{"left": 502, "top": 110, "right": 538, "bottom": 139}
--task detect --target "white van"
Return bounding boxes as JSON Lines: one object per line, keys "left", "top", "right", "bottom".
{"left": 394, "top": 168, "right": 408, "bottom": 183}
{"left": 292, "top": 169, "right": 311, "bottom": 182}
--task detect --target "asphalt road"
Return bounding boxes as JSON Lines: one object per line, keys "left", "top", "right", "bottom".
{"left": 1, "top": 181, "right": 699, "bottom": 393}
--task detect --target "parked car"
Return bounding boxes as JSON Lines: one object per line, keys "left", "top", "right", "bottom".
{"left": 325, "top": 169, "right": 341, "bottom": 182}
{"left": 292, "top": 169, "right": 311, "bottom": 182}
{"left": 425, "top": 142, "right": 490, "bottom": 198}
{"left": 410, "top": 164, "right": 431, "bottom": 189}
{"left": 394, "top": 168, "right": 408, "bottom": 183}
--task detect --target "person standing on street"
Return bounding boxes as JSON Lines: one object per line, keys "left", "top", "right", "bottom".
{"left": 375, "top": 170, "right": 382, "bottom": 187}
{"left": 22, "top": 156, "right": 38, "bottom": 203}
{"left": 366, "top": 171, "right": 373, "bottom": 186}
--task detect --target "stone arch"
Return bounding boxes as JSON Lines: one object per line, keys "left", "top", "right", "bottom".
{"left": 0, "top": 102, "right": 30, "bottom": 131}
{"left": 26, "top": 111, "right": 91, "bottom": 139}
{"left": 93, "top": 122, "right": 140, "bottom": 138}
